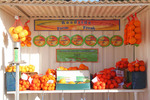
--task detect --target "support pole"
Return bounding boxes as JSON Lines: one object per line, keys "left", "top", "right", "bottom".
{"left": 14, "top": 42, "right": 21, "bottom": 100}
{"left": 134, "top": 92, "right": 138, "bottom": 100}
{"left": 15, "top": 63, "right": 20, "bottom": 100}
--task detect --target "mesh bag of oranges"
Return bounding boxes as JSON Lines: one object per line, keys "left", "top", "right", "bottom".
{"left": 29, "top": 74, "right": 41, "bottom": 90}
{"left": 128, "top": 59, "right": 146, "bottom": 72}
{"left": 124, "top": 13, "right": 142, "bottom": 46}
{"left": 21, "top": 20, "right": 32, "bottom": 47}
{"left": 40, "top": 74, "right": 56, "bottom": 91}
{"left": 19, "top": 73, "right": 30, "bottom": 91}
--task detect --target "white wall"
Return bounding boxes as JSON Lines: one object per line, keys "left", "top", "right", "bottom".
{"left": 0, "top": 9, "right": 14, "bottom": 100}
{"left": 135, "top": 8, "right": 150, "bottom": 100}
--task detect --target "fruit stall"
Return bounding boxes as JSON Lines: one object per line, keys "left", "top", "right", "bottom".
{"left": 0, "top": 0, "right": 150, "bottom": 100}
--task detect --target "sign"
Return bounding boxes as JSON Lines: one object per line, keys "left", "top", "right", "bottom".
{"left": 56, "top": 48, "right": 98, "bottom": 62}
{"left": 59, "top": 35, "right": 70, "bottom": 46}
{"left": 71, "top": 35, "right": 84, "bottom": 46}
{"left": 46, "top": 35, "right": 58, "bottom": 47}
{"left": 98, "top": 35, "right": 110, "bottom": 47}
{"left": 34, "top": 19, "right": 120, "bottom": 31}
{"left": 33, "top": 35, "right": 46, "bottom": 47}
{"left": 111, "top": 35, "right": 123, "bottom": 47}
{"left": 84, "top": 35, "right": 97, "bottom": 46}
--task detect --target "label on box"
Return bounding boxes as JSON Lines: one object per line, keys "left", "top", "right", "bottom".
{"left": 21, "top": 73, "right": 28, "bottom": 80}
{"left": 57, "top": 70, "right": 90, "bottom": 82}
{"left": 116, "top": 70, "right": 124, "bottom": 77}
{"left": 92, "top": 76, "right": 99, "bottom": 83}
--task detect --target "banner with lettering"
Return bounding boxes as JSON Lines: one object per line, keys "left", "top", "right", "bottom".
{"left": 34, "top": 19, "right": 120, "bottom": 31}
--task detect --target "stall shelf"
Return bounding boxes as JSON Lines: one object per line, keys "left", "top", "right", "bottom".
{"left": 0, "top": 0, "right": 149, "bottom": 100}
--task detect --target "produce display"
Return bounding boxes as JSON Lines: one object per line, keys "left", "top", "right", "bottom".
{"left": 5, "top": 64, "right": 35, "bottom": 72}
{"left": 29, "top": 74, "right": 41, "bottom": 90}
{"left": 92, "top": 67, "right": 123, "bottom": 89}
{"left": 124, "top": 13, "right": 142, "bottom": 46}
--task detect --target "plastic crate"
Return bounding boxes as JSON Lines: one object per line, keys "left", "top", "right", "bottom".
{"left": 127, "top": 71, "right": 146, "bottom": 89}
{"left": 6, "top": 72, "right": 16, "bottom": 91}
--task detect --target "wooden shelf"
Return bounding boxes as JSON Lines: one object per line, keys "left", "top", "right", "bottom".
{"left": 7, "top": 89, "right": 146, "bottom": 94}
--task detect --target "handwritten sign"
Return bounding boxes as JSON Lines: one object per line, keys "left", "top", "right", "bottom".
{"left": 56, "top": 49, "right": 98, "bottom": 62}
{"left": 34, "top": 19, "right": 120, "bottom": 31}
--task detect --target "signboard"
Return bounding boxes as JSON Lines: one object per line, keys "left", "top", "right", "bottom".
{"left": 33, "top": 35, "right": 46, "bottom": 47}
{"left": 84, "top": 35, "right": 97, "bottom": 46}
{"left": 34, "top": 19, "right": 120, "bottom": 31}
{"left": 71, "top": 35, "right": 84, "bottom": 46}
{"left": 59, "top": 35, "right": 70, "bottom": 46}
{"left": 111, "top": 35, "right": 123, "bottom": 47}
{"left": 98, "top": 35, "right": 110, "bottom": 47}
{"left": 56, "top": 49, "right": 98, "bottom": 62}
{"left": 46, "top": 35, "right": 58, "bottom": 47}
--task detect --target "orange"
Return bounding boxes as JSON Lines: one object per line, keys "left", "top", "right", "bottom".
{"left": 21, "top": 42, "right": 25, "bottom": 47}
{"left": 28, "top": 30, "right": 31, "bottom": 36}
{"left": 135, "top": 34, "right": 141, "bottom": 39}
{"left": 139, "top": 61, "right": 145, "bottom": 66}
{"left": 135, "top": 63, "right": 139, "bottom": 67}
{"left": 48, "top": 87, "right": 51, "bottom": 90}
{"left": 24, "top": 26, "right": 29, "bottom": 31}
{"left": 33, "top": 79, "right": 37, "bottom": 84}
{"left": 43, "top": 86, "right": 47, "bottom": 90}
{"left": 27, "top": 37, "right": 32, "bottom": 41}
{"left": 129, "top": 37, "right": 136, "bottom": 44}
{"left": 134, "top": 27, "right": 141, "bottom": 33}
{"left": 27, "top": 41, "right": 31, "bottom": 47}
{"left": 23, "top": 81, "right": 26, "bottom": 86}
{"left": 14, "top": 26, "right": 23, "bottom": 34}
{"left": 139, "top": 66, "right": 145, "bottom": 72}
{"left": 135, "top": 67, "right": 139, "bottom": 72}
{"left": 19, "top": 87, "right": 23, "bottom": 91}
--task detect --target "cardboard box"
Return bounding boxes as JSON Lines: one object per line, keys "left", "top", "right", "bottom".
{"left": 57, "top": 70, "right": 90, "bottom": 82}
{"left": 56, "top": 70, "right": 91, "bottom": 90}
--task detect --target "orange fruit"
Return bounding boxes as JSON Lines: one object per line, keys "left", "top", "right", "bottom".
{"left": 19, "top": 87, "right": 23, "bottom": 91}
{"left": 135, "top": 67, "right": 139, "bottom": 72}
{"left": 135, "top": 63, "right": 139, "bottom": 67}
{"left": 27, "top": 37, "right": 32, "bottom": 41}
{"left": 14, "top": 26, "right": 23, "bottom": 34}
{"left": 21, "top": 42, "right": 25, "bottom": 47}
{"left": 135, "top": 34, "right": 141, "bottom": 39}
{"left": 24, "top": 26, "right": 29, "bottom": 31}
{"left": 139, "top": 66, "right": 145, "bottom": 72}
{"left": 27, "top": 41, "right": 31, "bottom": 47}
{"left": 28, "top": 31, "right": 31, "bottom": 36}
{"left": 139, "top": 61, "right": 145, "bottom": 66}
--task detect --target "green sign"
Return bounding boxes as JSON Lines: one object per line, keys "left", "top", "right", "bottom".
{"left": 56, "top": 49, "right": 98, "bottom": 62}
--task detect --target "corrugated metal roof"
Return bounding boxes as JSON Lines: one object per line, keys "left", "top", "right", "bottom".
{"left": 0, "top": 0, "right": 149, "bottom": 19}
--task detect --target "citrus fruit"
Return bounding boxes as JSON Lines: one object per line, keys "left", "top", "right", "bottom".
{"left": 12, "top": 34, "right": 18, "bottom": 39}
{"left": 20, "top": 37, "right": 26, "bottom": 42}
{"left": 59, "top": 78, "right": 66, "bottom": 84}
{"left": 68, "top": 81, "right": 75, "bottom": 84}
{"left": 9, "top": 27, "right": 15, "bottom": 34}
{"left": 19, "top": 31, "right": 26, "bottom": 38}
{"left": 14, "top": 26, "right": 23, "bottom": 34}
{"left": 23, "top": 30, "right": 28, "bottom": 36}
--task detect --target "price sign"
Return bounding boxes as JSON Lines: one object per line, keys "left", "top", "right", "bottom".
{"left": 56, "top": 48, "right": 98, "bottom": 62}
{"left": 46, "top": 35, "right": 58, "bottom": 47}
{"left": 111, "top": 35, "right": 123, "bottom": 47}
{"left": 98, "top": 36, "right": 110, "bottom": 47}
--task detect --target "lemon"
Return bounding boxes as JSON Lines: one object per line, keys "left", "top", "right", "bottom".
{"left": 14, "top": 26, "right": 23, "bottom": 34}
{"left": 20, "top": 37, "right": 26, "bottom": 42}
{"left": 19, "top": 31, "right": 25, "bottom": 38}
{"left": 23, "top": 30, "right": 28, "bottom": 36}
{"left": 12, "top": 34, "right": 18, "bottom": 39}
{"left": 59, "top": 79, "right": 66, "bottom": 84}
{"left": 68, "top": 81, "right": 75, "bottom": 84}
{"left": 9, "top": 27, "right": 15, "bottom": 34}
